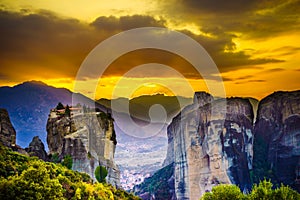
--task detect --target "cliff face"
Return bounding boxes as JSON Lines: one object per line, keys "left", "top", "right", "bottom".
{"left": 163, "top": 92, "right": 214, "bottom": 167}
{"left": 0, "top": 108, "right": 16, "bottom": 148}
{"left": 253, "top": 91, "right": 300, "bottom": 191}
{"left": 165, "top": 93, "right": 254, "bottom": 199}
{"left": 47, "top": 111, "right": 120, "bottom": 187}
{"left": 162, "top": 90, "right": 300, "bottom": 199}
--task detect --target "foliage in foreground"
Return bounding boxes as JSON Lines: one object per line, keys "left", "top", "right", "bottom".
{"left": 201, "top": 180, "right": 300, "bottom": 200}
{"left": 0, "top": 144, "right": 140, "bottom": 200}
{"left": 95, "top": 165, "right": 108, "bottom": 183}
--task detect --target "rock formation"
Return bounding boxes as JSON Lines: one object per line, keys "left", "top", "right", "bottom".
{"left": 25, "top": 136, "right": 49, "bottom": 161}
{"left": 159, "top": 90, "right": 300, "bottom": 199}
{"left": 163, "top": 92, "right": 254, "bottom": 199}
{"left": 0, "top": 108, "right": 16, "bottom": 147}
{"left": 47, "top": 109, "right": 120, "bottom": 187}
{"left": 0, "top": 108, "right": 29, "bottom": 155}
{"left": 163, "top": 92, "right": 214, "bottom": 167}
{"left": 253, "top": 91, "right": 300, "bottom": 191}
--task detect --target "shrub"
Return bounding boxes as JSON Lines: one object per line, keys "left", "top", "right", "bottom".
{"left": 201, "top": 180, "right": 300, "bottom": 200}
{"left": 201, "top": 184, "right": 245, "bottom": 200}
{"left": 95, "top": 165, "right": 108, "bottom": 183}
{"left": 0, "top": 144, "right": 139, "bottom": 200}
{"left": 62, "top": 155, "right": 73, "bottom": 169}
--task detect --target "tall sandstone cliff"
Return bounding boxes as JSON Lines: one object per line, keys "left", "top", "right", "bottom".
{"left": 164, "top": 92, "right": 254, "bottom": 199}
{"left": 253, "top": 91, "right": 300, "bottom": 191}
{"left": 47, "top": 111, "right": 120, "bottom": 187}
{"left": 162, "top": 91, "right": 300, "bottom": 199}
{"left": 164, "top": 93, "right": 255, "bottom": 199}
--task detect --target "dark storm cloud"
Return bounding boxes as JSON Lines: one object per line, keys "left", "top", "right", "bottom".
{"left": 264, "top": 68, "right": 285, "bottom": 73}
{"left": 222, "top": 77, "right": 234, "bottom": 82}
{"left": 0, "top": 8, "right": 288, "bottom": 83}
{"left": 178, "top": 30, "right": 283, "bottom": 71}
{"left": 222, "top": 73, "right": 276, "bottom": 83}
{"left": 91, "top": 15, "right": 166, "bottom": 31}
{"left": 178, "top": 0, "right": 296, "bottom": 15}
{"left": 0, "top": 10, "right": 96, "bottom": 80}
{"left": 179, "top": 0, "right": 259, "bottom": 14}
{"left": 0, "top": 10, "right": 167, "bottom": 81}
{"left": 162, "top": 0, "right": 299, "bottom": 39}
{"left": 235, "top": 79, "right": 266, "bottom": 85}
{"left": 270, "top": 46, "right": 300, "bottom": 56}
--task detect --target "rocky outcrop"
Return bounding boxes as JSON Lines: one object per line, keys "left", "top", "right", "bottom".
{"left": 253, "top": 91, "right": 300, "bottom": 191}
{"left": 25, "top": 136, "right": 49, "bottom": 161}
{"left": 0, "top": 108, "right": 28, "bottom": 155}
{"left": 164, "top": 93, "right": 254, "bottom": 199}
{"left": 0, "top": 108, "right": 16, "bottom": 147}
{"left": 47, "top": 111, "right": 120, "bottom": 187}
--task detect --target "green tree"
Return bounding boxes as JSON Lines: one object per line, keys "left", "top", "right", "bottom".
{"left": 273, "top": 184, "right": 300, "bottom": 200}
{"left": 95, "top": 165, "right": 108, "bottom": 183}
{"left": 56, "top": 102, "right": 65, "bottom": 110}
{"left": 0, "top": 160, "right": 64, "bottom": 200}
{"left": 201, "top": 180, "right": 300, "bottom": 200}
{"left": 249, "top": 179, "right": 274, "bottom": 200}
{"left": 0, "top": 144, "right": 140, "bottom": 200}
{"left": 201, "top": 184, "right": 245, "bottom": 200}
{"left": 65, "top": 104, "right": 71, "bottom": 117}
{"left": 62, "top": 154, "right": 73, "bottom": 169}
{"left": 50, "top": 153, "right": 60, "bottom": 163}
{"left": 249, "top": 180, "right": 300, "bottom": 200}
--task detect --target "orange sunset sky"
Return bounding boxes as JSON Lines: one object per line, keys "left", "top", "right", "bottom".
{"left": 0, "top": 0, "right": 300, "bottom": 100}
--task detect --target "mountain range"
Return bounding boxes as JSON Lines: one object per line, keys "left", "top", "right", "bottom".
{"left": 0, "top": 81, "right": 191, "bottom": 148}
{"left": 0, "top": 81, "right": 108, "bottom": 147}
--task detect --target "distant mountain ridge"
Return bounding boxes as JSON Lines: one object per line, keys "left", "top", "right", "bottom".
{"left": 0, "top": 81, "right": 192, "bottom": 148}
{"left": 98, "top": 94, "right": 192, "bottom": 123}
{"left": 0, "top": 81, "right": 107, "bottom": 148}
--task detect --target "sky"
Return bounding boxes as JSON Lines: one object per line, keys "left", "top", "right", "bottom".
{"left": 0, "top": 0, "right": 300, "bottom": 100}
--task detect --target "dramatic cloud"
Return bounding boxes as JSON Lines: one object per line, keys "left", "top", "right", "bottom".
{"left": 155, "top": 0, "right": 299, "bottom": 51}
{"left": 91, "top": 15, "right": 166, "bottom": 31}
{"left": 0, "top": 9, "right": 287, "bottom": 84}
{"left": 0, "top": 11, "right": 168, "bottom": 82}
{"left": 0, "top": 10, "right": 95, "bottom": 80}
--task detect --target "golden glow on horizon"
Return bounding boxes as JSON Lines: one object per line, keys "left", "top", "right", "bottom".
{"left": 1, "top": 0, "right": 158, "bottom": 21}
{"left": 130, "top": 83, "right": 176, "bottom": 99}
{"left": 95, "top": 76, "right": 207, "bottom": 100}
